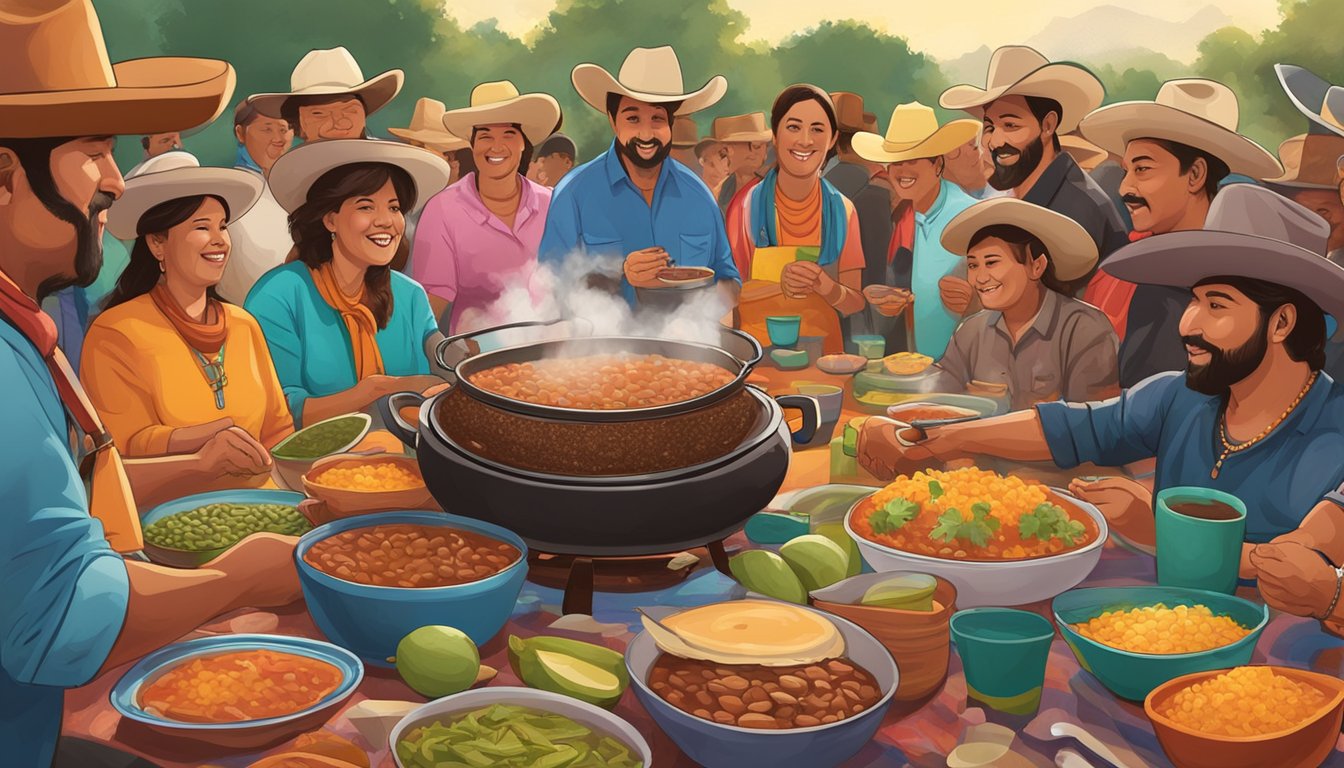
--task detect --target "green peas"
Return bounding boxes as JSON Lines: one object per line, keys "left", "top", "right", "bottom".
{"left": 271, "top": 416, "right": 367, "bottom": 460}
{"left": 144, "top": 503, "right": 311, "bottom": 552}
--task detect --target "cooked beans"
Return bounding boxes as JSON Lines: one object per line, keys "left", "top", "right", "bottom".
{"left": 469, "top": 353, "right": 735, "bottom": 410}
{"left": 144, "top": 503, "right": 309, "bottom": 551}
{"left": 303, "top": 523, "right": 520, "bottom": 588}
{"left": 649, "top": 654, "right": 882, "bottom": 730}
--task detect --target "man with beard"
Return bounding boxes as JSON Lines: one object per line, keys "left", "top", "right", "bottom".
{"left": 539, "top": 46, "right": 740, "bottom": 310}
{"left": 857, "top": 185, "right": 1344, "bottom": 554}
{"left": 0, "top": 3, "right": 302, "bottom": 765}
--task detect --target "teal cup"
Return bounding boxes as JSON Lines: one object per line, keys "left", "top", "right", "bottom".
{"left": 765, "top": 315, "right": 802, "bottom": 348}
{"left": 1155, "top": 486, "right": 1247, "bottom": 594}
{"left": 950, "top": 608, "right": 1055, "bottom": 716}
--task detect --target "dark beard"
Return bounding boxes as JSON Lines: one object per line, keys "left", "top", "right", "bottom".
{"left": 619, "top": 136, "right": 671, "bottom": 169}
{"left": 35, "top": 191, "right": 113, "bottom": 301}
{"left": 1183, "top": 325, "right": 1269, "bottom": 396}
{"left": 988, "top": 137, "right": 1045, "bottom": 191}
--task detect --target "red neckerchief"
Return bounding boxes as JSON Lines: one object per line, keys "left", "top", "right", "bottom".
{"left": 1083, "top": 231, "right": 1151, "bottom": 339}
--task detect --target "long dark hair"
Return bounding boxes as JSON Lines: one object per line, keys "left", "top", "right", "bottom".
{"left": 288, "top": 162, "right": 416, "bottom": 328}
{"left": 102, "top": 195, "right": 231, "bottom": 311}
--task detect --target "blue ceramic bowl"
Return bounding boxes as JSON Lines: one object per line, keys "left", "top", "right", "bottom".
{"left": 627, "top": 603, "right": 898, "bottom": 768}
{"left": 141, "top": 489, "right": 307, "bottom": 568}
{"left": 110, "top": 633, "right": 361, "bottom": 749}
{"left": 295, "top": 510, "right": 528, "bottom": 666}
{"left": 1053, "top": 586, "right": 1269, "bottom": 701}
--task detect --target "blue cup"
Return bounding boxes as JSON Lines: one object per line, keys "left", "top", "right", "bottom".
{"left": 766, "top": 315, "right": 802, "bottom": 348}
{"left": 951, "top": 608, "right": 1055, "bottom": 715}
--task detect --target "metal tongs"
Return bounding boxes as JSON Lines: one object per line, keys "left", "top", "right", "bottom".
{"left": 895, "top": 413, "right": 983, "bottom": 446}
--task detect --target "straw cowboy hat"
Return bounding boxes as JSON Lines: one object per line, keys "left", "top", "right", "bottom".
{"left": 940, "top": 45, "right": 1104, "bottom": 134}
{"left": 1265, "top": 133, "right": 1344, "bottom": 190}
{"left": 389, "top": 98, "right": 467, "bottom": 152}
{"left": 1079, "top": 79, "right": 1282, "bottom": 179}
{"left": 1103, "top": 184, "right": 1344, "bottom": 322}
{"left": 0, "top": 0, "right": 235, "bottom": 138}
{"left": 106, "top": 152, "right": 263, "bottom": 241}
{"left": 671, "top": 117, "right": 700, "bottom": 148}
{"left": 268, "top": 139, "right": 452, "bottom": 215}
{"left": 441, "top": 81, "right": 561, "bottom": 146}
{"left": 940, "top": 197, "right": 1099, "bottom": 282}
{"left": 852, "top": 102, "right": 981, "bottom": 164}
{"left": 713, "top": 113, "right": 772, "bottom": 143}
{"left": 247, "top": 47, "right": 403, "bottom": 119}
{"left": 572, "top": 46, "right": 726, "bottom": 117}
{"left": 1275, "top": 64, "right": 1344, "bottom": 138}
{"left": 1060, "top": 134, "right": 1109, "bottom": 171}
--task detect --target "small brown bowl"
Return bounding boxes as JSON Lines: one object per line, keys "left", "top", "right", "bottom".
{"left": 301, "top": 453, "right": 435, "bottom": 517}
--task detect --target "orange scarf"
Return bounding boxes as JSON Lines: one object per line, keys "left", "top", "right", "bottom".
{"left": 150, "top": 283, "right": 228, "bottom": 354}
{"left": 775, "top": 181, "right": 823, "bottom": 241}
{"left": 311, "top": 262, "right": 385, "bottom": 380}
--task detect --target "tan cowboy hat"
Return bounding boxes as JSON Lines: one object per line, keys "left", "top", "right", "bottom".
{"left": 939, "top": 45, "right": 1104, "bottom": 134}
{"left": 572, "top": 46, "right": 726, "bottom": 117}
{"left": 713, "top": 113, "right": 772, "bottom": 143}
{"left": 672, "top": 117, "right": 700, "bottom": 148}
{"left": 268, "top": 139, "right": 452, "bottom": 215}
{"left": 1080, "top": 78, "right": 1282, "bottom": 179}
{"left": 1266, "top": 133, "right": 1344, "bottom": 189}
{"left": 831, "top": 92, "right": 867, "bottom": 133}
{"left": 388, "top": 98, "right": 467, "bottom": 151}
{"left": 941, "top": 197, "right": 1099, "bottom": 282}
{"left": 853, "top": 102, "right": 981, "bottom": 164}
{"left": 1060, "top": 133, "right": 1109, "bottom": 171}
{"left": 0, "top": 0, "right": 235, "bottom": 138}
{"left": 441, "top": 81, "right": 561, "bottom": 146}
{"left": 106, "top": 152, "right": 263, "bottom": 241}
{"left": 247, "top": 47, "right": 403, "bottom": 119}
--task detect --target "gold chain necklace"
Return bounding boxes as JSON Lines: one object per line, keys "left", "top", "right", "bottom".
{"left": 1211, "top": 370, "right": 1318, "bottom": 479}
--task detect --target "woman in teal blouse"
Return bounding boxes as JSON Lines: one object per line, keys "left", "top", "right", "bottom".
{"left": 245, "top": 140, "right": 454, "bottom": 426}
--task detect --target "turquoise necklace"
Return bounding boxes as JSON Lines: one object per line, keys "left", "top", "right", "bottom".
{"left": 192, "top": 342, "right": 228, "bottom": 410}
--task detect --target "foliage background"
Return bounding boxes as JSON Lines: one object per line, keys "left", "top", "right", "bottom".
{"left": 92, "top": 0, "right": 1341, "bottom": 172}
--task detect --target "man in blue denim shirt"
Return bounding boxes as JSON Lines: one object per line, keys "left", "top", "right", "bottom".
{"left": 540, "top": 46, "right": 740, "bottom": 308}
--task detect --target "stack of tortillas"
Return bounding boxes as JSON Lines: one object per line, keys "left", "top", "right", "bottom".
{"left": 642, "top": 600, "right": 846, "bottom": 666}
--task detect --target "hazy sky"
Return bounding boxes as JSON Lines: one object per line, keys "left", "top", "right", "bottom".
{"left": 444, "top": 0, "right": 1283, "bottom": 61}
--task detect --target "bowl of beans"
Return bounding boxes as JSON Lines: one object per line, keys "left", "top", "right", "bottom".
{"left": 141, "top": 490, "right": 310, "bottom": 568}
{"left": 301, "top": 453, "right": 435, "bottom": 517}
{"left": 1145, "top": 665, "right": 1344, "bottom": 768}
{"left": 295, "top": 511, "right": 527, "bottom": 665}
{"left": 626, "top": 604, "right": 898, "bottom": 768}
{"left": 1052, "top": 586, "right": 1270, "bottom": 701}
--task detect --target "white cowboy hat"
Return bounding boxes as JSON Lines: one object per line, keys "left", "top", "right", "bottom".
{"left": 0, "top": 0, "right": 235, "bottom": 138}
{"left": 1079, "top": 78, "right": 1282, "bottom": 179}
{"left": 939, "top": 45, "right": 1104, "bottom": 134}
{"left": 267, "top": 139, "right": 452, "bottom": 215}
{"left": 107, "top": 152, "right": 263, "bottom": 240}
{"left": 940, "top": 197, "right": 1099, "bottom": 282}
{"left": 1275, "top": 64, "right": 1344, "bottom": 138}
{"left": 1060, "top": 134, "right": 1110, "bottom": 171}
{"left": 441, "top": 81, "right": 562, "bottom": 146}
{"left": 246, "top": 47, "right": 402, "bottom": 119}
{"left": 712, "top": 112, "right": 772, "bottom": 143}
{"left": 1266, "top": 133, "right": 1344, "bottom": 190}
{"left": 572, "top": 46, "right": 726, "bottom": 117}
{"left": 853, "top": 102, "right": 980, "bottom": 164}
{"left": 388, "top": 97, "right": 468, "bottom": 151}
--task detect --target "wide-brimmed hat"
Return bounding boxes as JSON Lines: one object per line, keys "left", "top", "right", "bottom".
{"left": 713, "top": 113, "right": 772, "bottom": 143}
{"left": 1265, "top": 133, "right": 1344, "bottom": 190}
{"left": 268, "top": 139, "right": 452, "bottom": 215}
{"left": 1079, "top": 79, "right": 1282, "bottom": 179}
{"left": 671, "top": 117, "right": 700, "bottom": 148}
{"left": 853, "top": 102, "right": 981, "bottom": 164}
{"left": 1060, "top": 133, "right": 1109, "bottom": 171}
{"left": 831, "top": 92, "right": 866, "bottom": 133}
{"left": 939, "top": 45, "right": 1104, "bottom": 134}
{"left": 441, "top": 81, "right": 561, "bottom": 146}
{"left": 0, "top": 0, "right": 235, "bottom": 138}
{"left": 572, "top": 46, "right": 726, "bottom": 117}
{"left": 940, "top": 197, "right": 1099, "bottom": 282}
{"left": 106, "top": 152, "right": 263, "bottom": 241}
{"left": 1275, "top": 64, "right": 1344, "bottom": 138}
{"left": 1102, "top": 184, "right": 1344, "bottom": 322}
{"left": 388, "top": 98, "right": 467, "bottom": 152}
{"left": 247, "top": 47, "right": 402, "bottom": 119}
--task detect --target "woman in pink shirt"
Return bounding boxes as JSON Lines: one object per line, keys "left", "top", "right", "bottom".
{"left": 413, "top": 81, "right": 562, "bottom": 332}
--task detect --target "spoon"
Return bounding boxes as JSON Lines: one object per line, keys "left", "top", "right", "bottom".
{"left": 1048, "top": 722, "right": 1138, "bottom": 768}
{"left": 1055, "top": 748, "right": 1098, "bottom": 768}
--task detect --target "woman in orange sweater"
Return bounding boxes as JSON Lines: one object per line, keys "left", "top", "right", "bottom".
{"left": 81, "top": 152, "right": 293, "bottom": 489}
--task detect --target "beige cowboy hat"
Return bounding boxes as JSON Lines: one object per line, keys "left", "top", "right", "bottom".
{"left": 713, "top": 112, "right": 772, "bottom": 143}
{"left": 573, "top": 46, "right": 726, "bottom": 117}
{"left": 0, "top": 0, "right": 235, "bottom": 138}
{"left": 1060, "top": 133, "right": 1109, "bottom": 171}
{"left": 388, "top": 98, "right": 467, "bottom": 151}
{"left": 247, "top": 47, "right": 403, "bottom": 119}
{"left": 939, "top": 45, "right": 1104, "bottom": 134}
{"left": 106, "top": 152, "right": 263, "bottom": 241}
{"left": 441, "top": 81, "right": 562, "bottom": 146}
{"left": 853, "top": 102, "right": 981, "bottom": 164}
{"left": 1079, "top": 78, "right": 1282, "bottom": 179}
{"left": 1266, "top": 133, "right": 1344, "bottom": 189}
{"left": 671, "top": 116, "right": 700, "bottom": 148}
{"left": 941, "top": 197, "right": 1099, "bottom": 282}
{"left": 268, "top": 139, "right": 452, "bottom": 215}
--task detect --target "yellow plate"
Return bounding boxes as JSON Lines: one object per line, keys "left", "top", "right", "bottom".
{"left": 882, "top": 352, "right": 933, "bottom": 376}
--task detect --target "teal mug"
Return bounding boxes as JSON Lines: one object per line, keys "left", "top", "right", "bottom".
{"left": 765, "top": 315, "right": 802, "bottom": 348}
{"left": 950, "top": 608, "right": 1054, "bottom": 716}
{"left": 1154, "top": 486, "right": 1247, "bottom": 595}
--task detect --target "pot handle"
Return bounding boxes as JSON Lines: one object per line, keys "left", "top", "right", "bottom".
{"left": 435, "top": 318, "right": 593, "bottom": 373}
{"left": 775, "top": 394, "right": 820, "bottom": 446}
{"left": 378, "top": 392, "right": 425, "bottom": 449}
{"left": 722, "top": 326, "right": 765, "bottom": 369}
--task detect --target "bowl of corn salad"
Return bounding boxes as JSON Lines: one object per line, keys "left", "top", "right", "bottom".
{"left": 302, "top": 453, "right": 435, "bottom": 517}
{"left": 1145, "top": 665, "right": 1344, "bottom": 768}
{"left": 1053, "top": 587, "right": 1269, "bottom": 701}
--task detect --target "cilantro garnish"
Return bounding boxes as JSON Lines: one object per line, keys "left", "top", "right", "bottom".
{"left": 929, "top": 502, "right": 1000, "bottom": 547}
{"left": 870, "top": 497, "right": 920, "bottom": 534}
{"left": 928, "top": 480, "right": 944, "bottom": 501}
{"left": 1018, "top": 503, "right": 1087, "bottom": 546}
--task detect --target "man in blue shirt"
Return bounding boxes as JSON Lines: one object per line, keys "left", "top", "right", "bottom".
{"left": 857, "top": 185, "right": 1344, "bottom": 555}
{"left": 540, "top": 46, "right": 740, "bottom": 309}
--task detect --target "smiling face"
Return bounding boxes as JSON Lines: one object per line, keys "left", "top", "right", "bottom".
{"left": 1120, "top": 139, "right": 1207, "bottom": 234}
{"left": 965, "top": 235, "right": 1047, "bottom": 311}
{"left": 610, "top": 96, "right": 674, "bottom": 169}
{"left": 150, "top": 197, "right": 231, "bottom": 289}
{"left": 982, "top": 95, "right": 1053, "bottom": 191}
{"left": 774, "top": 98, "right": 835, "bottom": 179}
{"left": 885, "top": 157, "right": 942, "bottom": 204}
{"left": 1290, "top": 188, "right": 1344, "bottom": 251}
{"left": 323, "top": 178, "right": 404, "bottom": 269}
{"left": 472, "top": 123, "right": 526, "bottom": 181}
{"left": 298, "top": 97, "right": 367, "bottom": 142}
{"left": 1179, "top": 283, "right": 1276, "bottom": 394}
{"left": 236, "top": 116, "right": 293, "bottom": 173}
